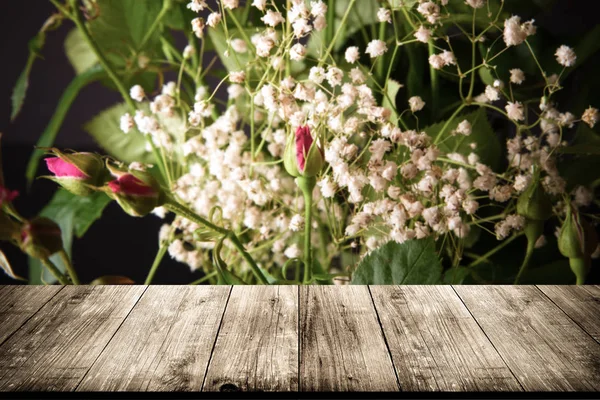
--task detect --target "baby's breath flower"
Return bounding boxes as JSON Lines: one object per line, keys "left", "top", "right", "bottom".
{"left": 292, "top": 18, "right": 312, "bottom": 37}
{"left": 465, "top": 0, "right": 485, "bottom": 8}
{"left": 440, "top": 50, "right": 456, "bottom": 66}
{"left": 350, "top": 67, "right": 366, "bottom": 84}
{"left": 308, "top": 66, "right": 326, "bottom": 84}
{"left": 187, "top": 0, "right": 207, "bottom": 12}
{"left": 505, "top": 101, "right": 525, "bottom": 121}
{"left": 230, "top": 38, "right": 247, "bottom": 53}
{"left": 183, "top": 44, "right": 195, "bottom": 59}
{"left": 222, "top": 0, "right": 239, "bottom": 10}
{"left": 582, "top": 106, "right": 599, "bottom": 128}
{"left": 191, "top": 17, "right": 205, "bottom": 38}
{"left": 313, "top": 15, "right": 327, "bottom": 31}
{"left": 326, "top": 67, "right": 343, "bottom": 87}
{"left": 229, "top": 71, "right": 246, "bottom": 83}
{"left": 262, "top": 10, "right": 284, "bottom": 27}
{"left": 290, "top": 43, "right": 306, "bottom": 61}
{"left": 416, "top": 1, "right": 440, "bottom": 24}
{"left": 252, "top": 0, "right": 266, "bottom": 11}
{"left": 455, "top": 120, "right": 472, "bottom": 136}
{"left": 345, "top": 46, "right": 360, "bottom": 63}
{"left": 289, "top": 214, "right": 305, "bottom": 231}
{"left": 206, "top": 12, "right": 222, "bottom": 28}
{"left": 377, "top": 8, "right": 391, "bottom": 23}
{"left": 484, "top": 85, "right": 500, "bottom": 102}
{"left": 130, "top": 85, "right": 145, "bottom": 102}
{"left": 509, "top": 68, "right": 525, "bottom": 84}
{"left": 428, "top": 54, "right": 444, "bottom": 69}
{"left": 408, "top": 96, "right": 425, "bottom": 112}
{"left": 414, "top": 25, "right": 431, "bottom": 43}
{"left": 120, "top": 113, "right": 134, "bottom": 134}
{"left": 503, "top": 16, "right": 535, "bottom": 47}
{"left": 365, "top": 39, "right": 388, "bottom": 58}
{"left": 555, "top": 45, "right": 576, "bottom": 67}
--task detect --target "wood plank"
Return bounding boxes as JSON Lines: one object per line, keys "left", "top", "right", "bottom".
{"left": 0, "top": 285, "right": 63, "bottom": 345}
{"left": 300, "top": 286, "right": 399, "bottom": 392}
{"left": 203, "top": 286, "right": 298, "bottom": 392}
{"left": 455, "top": 285, "right": 600, "bottom": 392}
{"left": 370, "top": 286, "right": 521, "bottom": 392}
{"left": 0, "top": 285, "right": 146, "bottom": 391}
{"left": 537, "top": 285, "right": 600, "bottom": 343}
{"left": 77, "top": 285, "right": 230, "bottom": 392}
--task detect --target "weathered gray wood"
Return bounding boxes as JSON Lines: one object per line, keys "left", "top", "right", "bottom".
{"left": 77, "top": 285, "right": 230, "bottom": 392}
{"left": 0, "top": 285, "right": 146, "bottom": 391}
{"left": 537, "top": 285, "right": 600, "bottom": 343}
{"left": 0, "top": 285, "right": 63, "bottom": 345}
{"left": 300, "top": 286, "right": 399, "bottom": 392}
{"left": 370, "top": 286, "right": 522, "bottom": 392}
{"left": 455, "top": 285, "right": 600, "bottom": 391}
{"left": 203, "top": 286, "right": 298, "bottom": 392}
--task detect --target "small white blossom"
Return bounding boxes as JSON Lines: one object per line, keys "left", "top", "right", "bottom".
{"left": 289, "top": 214, "right": 305, "bottom": 231}
{"left": 503, "top": 16, "right": 535, "bottom": 47}
{"left": 414, "top": 25, "right": 431, "bottom": 43}
{"left": 509, "top": 68, "right": 525, "bottom": 85}
{"left": 191, "top": 17, "right": 205, "bottom": 38}
{"left": 310, "top": 0, "right": 327, "bottom": 17}
{"left": 582, "top": 106, "right": 599, "bottom": 128}
{"left": 377, "top": 8, "right": 391, "bottom": 23}
{"left": 229, "top": 71, "right": 246, "bottom": 83}
{"left": 222, "top": 0, "right": 238, "bottom": 10}
{"left": 455, "top": 120, "right": 472, "bottom": 136}
{"left": 290, "top": 43, "right": 306, "bottom": 61}
{"left": 506, "top": 101, "right": 525, "bottom": 121}
{"left": 183, "top": 45, "right": 195, "bottom": 59}
{"left": 555, "top": 45, "right": 576, "bottom": 67}
{"left": 187, "top": 0, "right": 207, "bottom": 12}
{"left": 365, "top": 39, "right": 388, "bottom": 58}
{"left": 408, "top": 96, "right": 425, "bottom": 112}
{"left": 261, "top": 10, "right": 284, "bottom": 27}
{"left": 465, "top": 0, "right": 485, "bottom": 8}
{"left": 230, "top": 38, "right": 247, "bottom": 53}
{"left": 252, "top": 0, "right": 266, "bottom": 11}
{"left": 206, "top": 12, "right": 222, "bottom": 28}
{"left": 345, "top": 46, "right": 360, "bottom": 63}
{"left": 484, "top": 85, "right": 500, "bottom": 102}
{"left": 428, "top": 54, "right": 444, "bottom": 69}
{"left": 130, "top": 85, "right": 145, "bottom": 102}
{"left": 120, "top": 113, "right": 134, "bottom": 134}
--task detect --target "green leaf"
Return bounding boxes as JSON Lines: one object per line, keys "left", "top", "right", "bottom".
{"left": 84, "top": 103, "right": 155, "bottom": 164}
{"left": 26, "top": 65, "right": 104, "bottom": 186}
{"left": 207, "top": 26, "right": 262, "bottom": 79}
{"left": 0, "top": 250, "right": 26, "bottom": 282}
{"left": 28, "top": 189, "right": 112, "bottom": 284}
{"left": 11, "top": 33, "right": 46, "bottom": 121}
{"left": 382, "top": 79, "right": 403, "bottom": 127}
{"left": 88, "top": 0, "right": 163, "bottom": 68}
{"left": 442, "top": 266, "right": 471, "bottom": 284}
{"left": 425, "top": 108, "right": 502, "bottom": 171}
{"left": 64, "top": 28, "right": 98, "bottom": 74}
{"left": 351, "top": 238, "right": 443, "bottom": 284}
{"left": 558, "top": 123, "right": 600, "bottom": 190}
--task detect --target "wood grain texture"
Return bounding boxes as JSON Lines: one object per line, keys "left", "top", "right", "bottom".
{"left": 300, "top": 286, "right": 399, "bottom": 392}
{"left": 455, "top": 285, "right": 600, "bottom": 392}
{"left": 77, "top": 285, "right": 230, "bottom": 392}
{"left": 0, "top": 286, "right": 63, "bottom": 345}
{"left": 537, "top": 285, "right": 600, "bottom": 343}
{"left": 0, "top": 285, "right": 146, "bottom": 391}
{"left": 370, "top": 286, "right": 522, "bottom": 392}
{"left": 203, "top": 286, "right": 298, "bottom": 392}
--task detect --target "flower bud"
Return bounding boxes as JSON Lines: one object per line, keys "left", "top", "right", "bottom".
{"left": 283, "top": 125, "right": 324, "bottom": 178}
{"left": 105, "top": 163, "right": 165, "bottom": 217}
{"left": 516, "top": 174, "right": 552, "bottom": 222}
{"left": 558, "top": 206, "right": 597, "bottom": 259}
{"left": 44, "top": 149, "right": 108, "bottom": 196}
{"left": 20, "top": 217, "right": 63, "bottom": 259}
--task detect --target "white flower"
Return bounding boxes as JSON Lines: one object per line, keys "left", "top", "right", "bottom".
{"left": 509, "top": 68, "right": 525, "bottom": 84}
{"left": 582, "top": 106, "right": 599, "bottom": 128}
{"left": 229, "top": 71, "right": 246, "bottom": 83}
{"left": 310, "top": 0, "right": 327, "bottom": 17}
{"left": 484, "top": 85, "right": 500, "bottom": 102}
{"left": 313, "top": 15, "right": 327, "bottom": 31}
{"left": 465, "top": 0, "right": 485, "bottom": 8}
{"left": 289, "top": 214, "right": 305, "bottom": 231}
{"left": 284, "top": 244, "right": 301, "bottom": 259}
{"left": 318, "top": 177, "right": 336, "bottom": 198}
{"left": 130, "top": 85, "right": 145, "bottom": 102}
{"left": 417, "top": 1, "right": 440, "bottom": 24}
{"left": 230, "top": 38, "right": 247, "bottom": 53}
{"left": 408, "top": 96, "right": 425, "bottom": 112}
{"left": 377, "top": 8, "right": 391, "bottom": 23}
{"left": 414, "top": 25, "right": 431, "bottom": 43}
{"left": 574, "top": 186, "right": 593, "bottom": 207}
{"left": 289, "top": 43, "right": 306, "bottom": 61}
{"left": 187, "top": 0, "right": 207, "bottom": 12}
{"left": 428, "top": 54, "right": 444, "bottom": 69}
{"left": 252, "top": 0, "right": 266, "bottom": 11}
{"left": 555, "top": 45, "right": 576, "bottom": 67}
{"left": 326, "top": 67, "right": 343, "bottom": 87}
{"left": 292, "top": 18, "right": 312, "bottom": 37}
{"left": 308, "top": 66, "right": 326, "bottom": 84}
{"left": 222, "top": 0, "right": 238, "bottom": 10}
{"left": 440, "top": 50, "right": 456, "bottom": 66}
{"left": 261, "top": 10, "right": 284, "bottom": 27}
{"left": 345, "top": 46, "right": 360, "bottom": 63}
{"left": 505, "top": 101, "right": 524, "bottom": 121}
{"left": 191, "top": 17, "right": 205, "bottom": 38}
{"left": 513, "top": 174, "right": 531, "bottom": 192}
{"left": 369, "top": 138, "right": 392, "bottom": 162}
{"left": 206, "top": 12, "right": 222, "bottom": 28}
{"left": 350, "top": 67, "right": 365, "bottom": 84}
{"left": 365, "top": 40, "right": 388, "bottom": 58}
{"left": 183, "top": 45, "right": 195, "bottom": 59}
{"left": 120, "top": 113, "right": 134, "bottom": 134}
{"left": 503, "top": 16, "right": 535, "bottom": 47}
{"left": 455, "top": 120, "right": 471, "bottom": 136}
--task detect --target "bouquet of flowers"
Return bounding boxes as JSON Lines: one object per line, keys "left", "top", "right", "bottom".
{"left": 2, "top": 0, "right": 600, "bottom": 285}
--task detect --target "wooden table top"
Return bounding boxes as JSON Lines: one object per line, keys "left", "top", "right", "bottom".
{"left": 0, "top": 285, "right": 598, "bottom": 393}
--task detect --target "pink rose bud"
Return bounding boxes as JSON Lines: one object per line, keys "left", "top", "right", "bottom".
{"left": 283, "top": 125, "right": 324, "bottom": 178}
{"left": 0, "top": 185, "right": 18, "bottom": 207}
{"left": 20, "top": 217, "right": 63, "bottom": 260}
{"left": 44, "top": 149, "right": 108, "bottom": 196}
{"left": 105, "top": 167, "right": 165, "bottom": 217}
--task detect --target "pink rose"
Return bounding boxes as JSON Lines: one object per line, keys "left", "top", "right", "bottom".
{"left": 283, "top": 125, "right": 324, "bottom": 178}
{"left": 45, "top": 157, "right": 88, "bottom": 179}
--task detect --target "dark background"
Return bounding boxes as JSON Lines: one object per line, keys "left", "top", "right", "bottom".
{"left": 1, "top": 1, "right": 599, "bottom": 284}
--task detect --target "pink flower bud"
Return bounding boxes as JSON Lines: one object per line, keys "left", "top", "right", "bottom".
{"left": 107, "top": 174, "right": 157, "bottom": 197}
{"left": 283, "top": 125, "right": 324, "bottom": 178}
{"left": 295, "top": 125, "right": 313, "bottom": 172}
{"left": 105, "top": 169, "right": 165, "bottom": 217}
{"left": 0, "top": 186, "right": 18, "bottom": 207}
{"left": 45, "top": 157, "right": 88, "bottom": 178}
{"left": 20, "top": 217, "right": 63, "bottom": 259}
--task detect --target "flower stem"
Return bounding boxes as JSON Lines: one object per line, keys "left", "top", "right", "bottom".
{"left": 513, "top": 239, "right": 534, "bottom": 284}
{"left": 467, "top": 233, "right": 523, "bottom": 268}
{"left": 59, "top": 249, "right": 80, "bottom": 285}
{"left": 163, "top": 198, "right": 269, "bottom": 284}
{"left": 41, "top": 258, "right": 70, "bottom": 285}
{"left": 297, "top": 176, "right": 316, "bottom": 284}
{"left": 144, "top": 242, "right": 168, "bottom": 285}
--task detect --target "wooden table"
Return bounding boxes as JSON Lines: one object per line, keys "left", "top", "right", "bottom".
{"left": 0, "top": 285, "right": 599, "bottom": 394}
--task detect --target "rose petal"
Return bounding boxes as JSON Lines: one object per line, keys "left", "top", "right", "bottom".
{"left": 295, "top": 125, "right": 313, "bottom": 172}
{"left": 108, "top": 174, "right": 156, "bottom": 196}
{"left": 45, "top": 157, "right": 88, "bottom": 178}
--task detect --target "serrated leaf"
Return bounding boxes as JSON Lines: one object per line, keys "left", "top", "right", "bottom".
{"left": 425, "top": 108, "right": 502, "bottom": 171}
{"left": 351, "top": 238, "right": 443, "bottom": 284}
{"left": 382, "top": 79, "right": 403, "bottom": 126}
{"left": 64, "top": 28, "right": 98, "bottom": 74}
{"left": 0, "top": 250, "right": 26, "bottom": 281}
{"left": 26, "top": 65, "right": 104, "bottom": 186}
{"left": 84, "top": 103, "right": 155, "bottom": 164}
{"left": 11, "top": 33, "right": 45, "bottom": 121}
{"left": 28, "top": 189, "right": 111, "bottom": 284}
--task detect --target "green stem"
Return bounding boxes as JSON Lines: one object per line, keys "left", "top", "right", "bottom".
{"left": 163, "top": 198, "right": 269, "bottom": 284}
{"left": 434, "top": 103, "right": 465, "bottom": 144}
{"left": 319, "top": 0, "right": 356, "bottom": 66}
{"left": 428, "top": 39, "right": 438, "bottom": 118}
{"left": 137, "top": 0, "right": 172, "bottom": 54}
{"left": 41, "top": 258, "right": 70, "bottom": 285}
{"left": 59, "top": 249, "right": 80, "bottom": 285}
{"left": 467, "top": 233, "right": 523, "bottom": 268}
{"left": 144, "top": 242, "right": 169, "bottom": 285}
{"left": 297, "top": 177, "right": 316, "bottom": 284}
{"left": 513, "top": 238, "right": 535, "bottom": 284}
{"left": 190, "top": 271, "right": 218, "bottom": 285}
